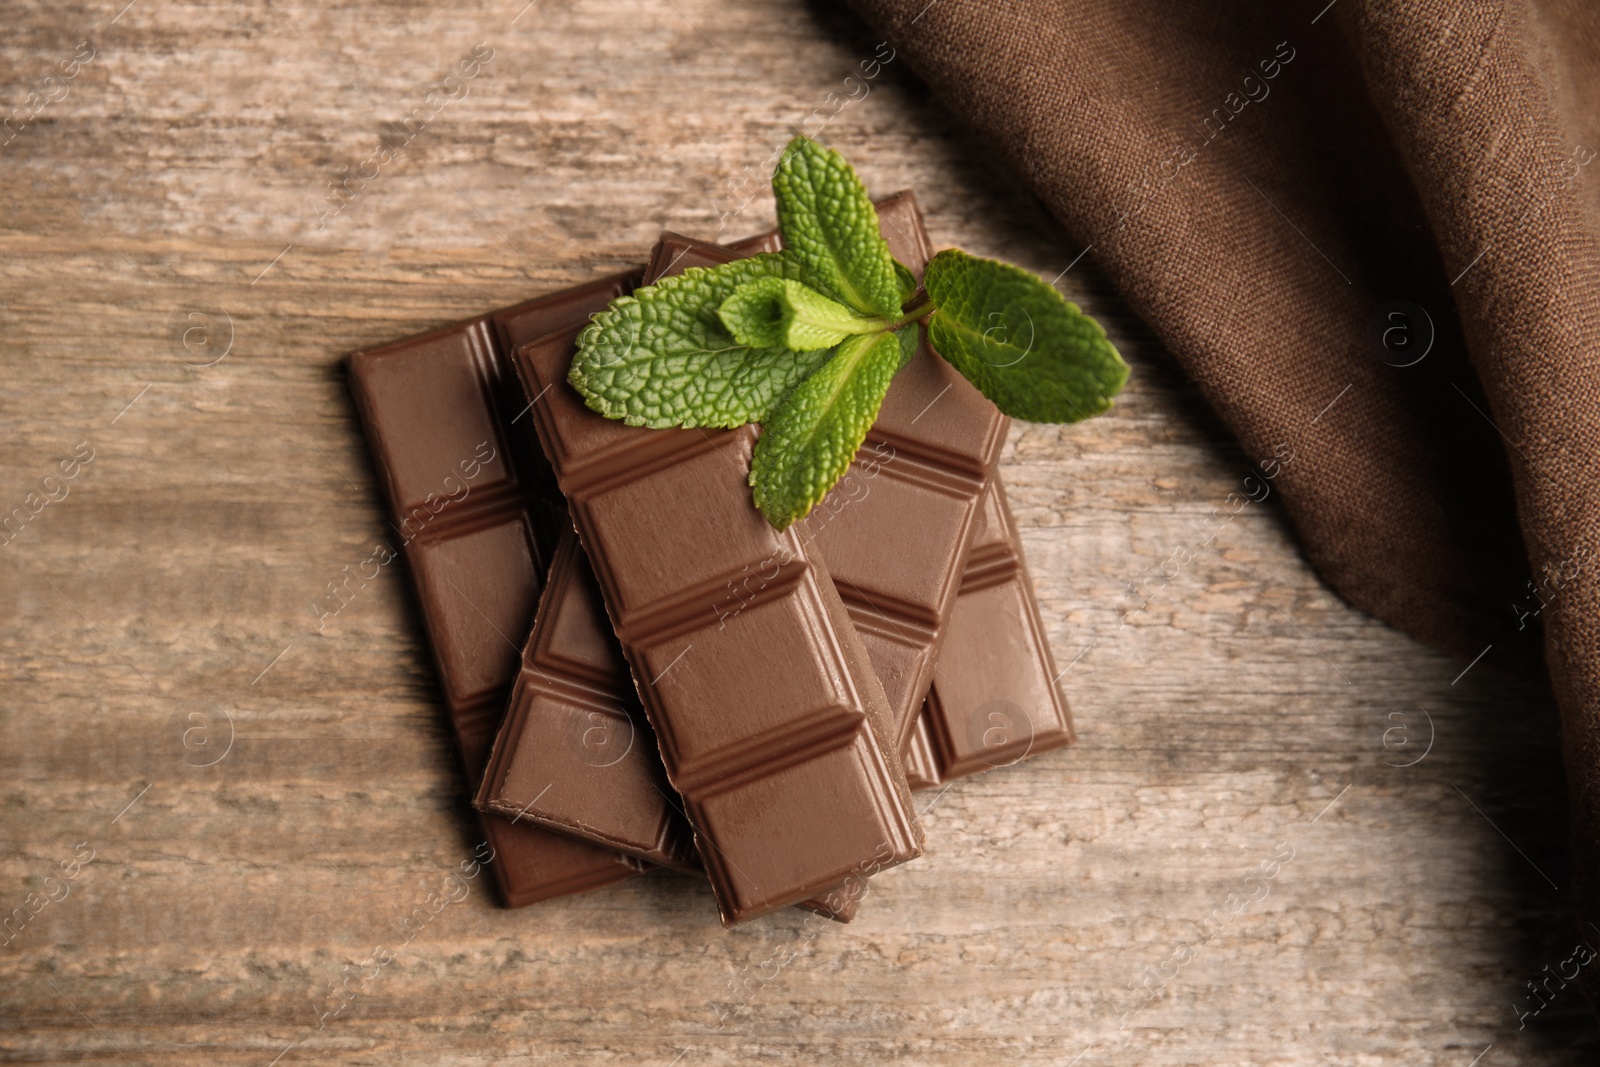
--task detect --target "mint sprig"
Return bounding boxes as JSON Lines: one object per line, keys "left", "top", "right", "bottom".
{"left": 571, "top": 135, "right": 1129, "bottom": 528}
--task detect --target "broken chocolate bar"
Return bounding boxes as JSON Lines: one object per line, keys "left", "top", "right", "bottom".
{"left": 346, "top": 274, "right": 647, "bottom": 907}
{"left": 478, "top": 529, "right": 698, "bottom": 871}
{"left": 901, "top": 479, "right": 1075, "bottom": 788}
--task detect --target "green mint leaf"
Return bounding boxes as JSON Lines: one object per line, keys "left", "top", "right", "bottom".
{"left": 893, "top": 259, "right": 917, "bottom": 302}
{"left": 894, "top": 321, "right": 919, "bottom": 369}
{"left": 715, "top": 276, "right": 791, "bottom": 349}
{"left": 749, "top": 330, "right": 902, "bottom": 529}
{"left": 772, "top": 136, "right": 905, "bottom": 318}
{"left": 719, "top": 277, "right": 891, "bottom": 352}
{"left": 923, "top": 249, "right": 1129, "bottom": 422}
{"left": 571, "top": 253, "right": 833, "bottom": 428}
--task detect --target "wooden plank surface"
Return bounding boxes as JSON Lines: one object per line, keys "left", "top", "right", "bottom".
{"left": 0, "top": 0, "right": 1593, "bottom": 1063}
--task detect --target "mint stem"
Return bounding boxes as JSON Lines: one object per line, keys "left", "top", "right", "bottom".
{"left": 891, "top": 289, "right": 935, "bottom": 330}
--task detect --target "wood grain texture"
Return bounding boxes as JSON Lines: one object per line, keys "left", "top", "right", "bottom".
{"left": 0, "top": 0, "right": 1593, "bottom": 1063}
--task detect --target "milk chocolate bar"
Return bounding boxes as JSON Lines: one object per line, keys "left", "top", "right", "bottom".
{"left": 514, "top": 332, "right": 923, "bottom": 925}
{"left": 477, "top": 528, "right": 699, "bottom": 872}
{"left": 346, "top": 274, "right": 647, "bottom": 907}
{"left": 901, "top": 479, "right": 1075, "bottom": 788}
{"left": 479, "top": 198, "right": 1012, "bottom": 880}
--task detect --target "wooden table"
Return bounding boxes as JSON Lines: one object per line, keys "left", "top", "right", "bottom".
{"left": 2, "top": 1, "right": 1593, "bottom": 1063}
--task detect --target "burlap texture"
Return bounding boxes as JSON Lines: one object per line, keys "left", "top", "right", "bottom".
{"left": 845, "top": 0, "right": 1600, "bottom": 981}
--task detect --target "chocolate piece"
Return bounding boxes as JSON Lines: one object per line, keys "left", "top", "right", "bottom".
{"left": 514, "top": 330, "right": 922, "bottom": 926}
{"left": 902, "top": 479, "right": 1075, "bottom": 788}
{"left": 346, "top": 273, "right": 647, "bottom": 908}
{"left": 478, "top": 530, "right": 699, "bottom": 872}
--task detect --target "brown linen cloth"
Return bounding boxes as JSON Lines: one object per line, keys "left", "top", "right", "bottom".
{"left": 846, "top": 0, "right": 1600, "bottom": 978}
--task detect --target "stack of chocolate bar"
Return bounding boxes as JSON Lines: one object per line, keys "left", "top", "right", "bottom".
{"left": 348, "top": 193, "right": 1075, "bottom": 925}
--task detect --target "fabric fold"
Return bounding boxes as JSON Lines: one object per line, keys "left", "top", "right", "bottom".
{"left": 844, "top": 0, "right": 1600, "bottom": 993}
